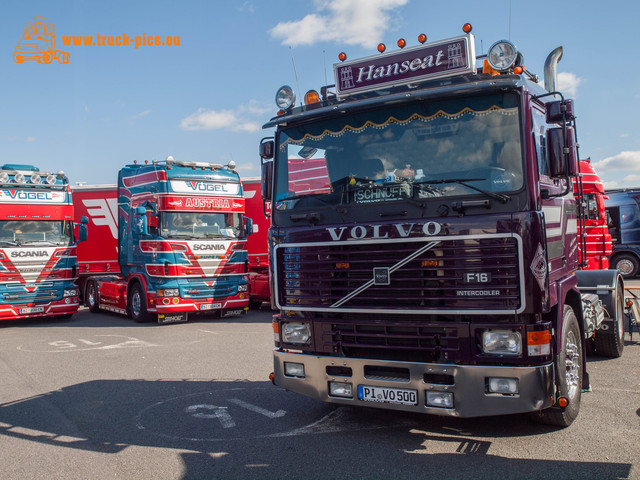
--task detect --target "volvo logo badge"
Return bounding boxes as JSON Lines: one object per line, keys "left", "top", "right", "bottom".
{"left": 373, "top": 267, "right": 390, "bottom": 285}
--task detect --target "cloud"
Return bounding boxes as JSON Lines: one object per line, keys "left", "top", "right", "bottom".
{"left": 26, "top": 136, "right": 36, "bottom": 143}
{"left": 132, "top": 109, "right": 152, "bottom": 119}
{"left": 557, "top": 72, "right": 582, "bottom": 98}
{"left": 180, "top": 103, "right": 266, "bottom": 133}
{"left": 270, "top": 0, "right": 409, "bottom": 48}
{"left": 592, "top": 151, "right": 640, "bottom": 171}
{"left": 237, "top": 2, "right": 254, "bottom": 13}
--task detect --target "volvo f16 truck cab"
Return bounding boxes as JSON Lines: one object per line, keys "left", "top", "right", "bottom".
{"left": 260, "top": 26, "right": 624, "bottom": 427}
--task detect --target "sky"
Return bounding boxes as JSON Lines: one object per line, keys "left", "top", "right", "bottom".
{"left": 1, "top": 0, "right": 638, "bottom": 189}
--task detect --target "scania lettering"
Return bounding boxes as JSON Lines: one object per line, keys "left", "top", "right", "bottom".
{"left": 74, "top": 157, "right": 252, "bottom": 323}
{"left": 260, "top": 26, "right": 625, "bottom": 427}
{"left": 0, "top": 164, "right": 87, "bottom": 322}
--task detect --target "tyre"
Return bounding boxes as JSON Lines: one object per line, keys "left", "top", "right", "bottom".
{"left": 594, "top": 279, "right": 625, "bottom": 357}
{"left": 39, "top": 52, "right": 53, "bottom": 64}
{"left": 128, "top": 283, "right": 150, "bottom": 323}
{"left": 534, "top": 305, "right": 583, "bottom": 427}
{"left": 13, "top": 53, "right": 24, "bottom": 63}
{"left": 612, "top": 253, "right": 639, "bottom": 278}
{"left": 86, "top": 280, "right": 100, "bottom": 313}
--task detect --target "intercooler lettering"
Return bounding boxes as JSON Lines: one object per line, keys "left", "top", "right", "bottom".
{"left": 456, "top": 290, "right": 500, "bottom": 296}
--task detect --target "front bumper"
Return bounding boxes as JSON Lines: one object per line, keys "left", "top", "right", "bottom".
{"left": 273, "top": 350, "right": 554, "bottom": 417}
{"left": 0, "top": 297, "right": 79, "bottom": 321}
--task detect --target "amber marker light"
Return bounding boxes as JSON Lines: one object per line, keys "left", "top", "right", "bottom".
{"left": 338, "top": 52, "right": 347, "bottom": 62}
{"left": 336, "top": 262, "right": 350, "bottom": 269}
{"left": 514, "top": 66, "right": 523, "bottom": 74}
{"left": 421, "top": 259, "right": 438, "bottom": 267}
{"left": 377, "top": 43, "right": 386, "bottom": 53}
{"left": 304, "top": 90, "right": 320, "bottom": 105}
{"left": 418, "top": 33, "right": 427, "bottom": 44}
{"left": 557, "top": 396, "right": 569, "bottom": 408}
{"left": 463, "top": 23, "right": 472, "bottom": 33}
{"left": 397, "top": 38, "right": 406, "bottom": 49}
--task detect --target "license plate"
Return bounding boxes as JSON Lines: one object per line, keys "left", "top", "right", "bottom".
{"left": 222, "top": 309, "right": 243, "bottom": 317}
{"left": 200, "top": 303, "right": 222, "bottom": 311}
{"left": 358, "top": 385, "right": 418, "bottom": 406}
{"left": 20, "top": 307, "right": 45, "bottom": 314}
{"left": 158, "top": 312, "right": 188, "bottom": 324}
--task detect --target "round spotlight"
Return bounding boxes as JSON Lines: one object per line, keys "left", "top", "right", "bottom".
{"left": 275, "top": 85, "right": 295, "bottom": 110}
{"left": 0, "top": 172, "right": 8, "bottom": 183}
{"left": 487, "top": 40, "right": 518, "bottom": 72}
{"left": 14, "top": 173, "right": 25, "bottom": 183}
{"left": 30, "top": 173, "right": 42, "bottom": 184}
{"left": 46, "top": 174, "right": 56, "bottom": 185}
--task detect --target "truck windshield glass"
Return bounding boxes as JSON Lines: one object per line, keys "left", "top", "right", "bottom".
{"left": 160, "top": 212, "right": 241, "bottom": 239}
{"left": 274, "top": 93, "right": 522, "bottom": 208}
{"left": 0, "top": 220, "right": 73, "bottom": 245}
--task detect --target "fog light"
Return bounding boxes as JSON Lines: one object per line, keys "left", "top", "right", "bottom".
{"left": 488, "top": 377, "right": 518, "bottom": 394}
{"left": 426, "top": 391, "right": 454, "bottom": 408}
{"left": 329, "top": 381, "right": 353, "bottom": 398}
{"left": 284, "top": 362, "right": 305, "bottom": 378}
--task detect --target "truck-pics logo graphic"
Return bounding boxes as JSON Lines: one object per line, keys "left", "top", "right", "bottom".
{"left": 14, "top": 17, "right": 70, "bottom": 65}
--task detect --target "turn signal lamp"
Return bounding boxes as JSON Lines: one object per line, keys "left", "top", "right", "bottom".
{"left": 336, "top": 262, "right": 349, "bottom": 269}
{"left": 275, "top": 85, "right": 296, "bottom": 110}
{"left": 527, "top": 329, "right": 552, "bottom": 356}
{"left": 338, "top": 52, "right": 347, "bottom": 62}
{"left": 487, "top": 40, "right": 518, "bottom": 72}
{"left": 304, "top": 90, "right": 320, "bottom": 105}
{"left": 397, "top": 38, "right": 406, "bottom": 49}
{"left": 462, "top": 23, "right": 472, "bottom": 33}
{"left": 377, "top": 43, "right": 386, "bottom": 53}
{"left": 418, "top": 33, "right": 427, "bottom": 44}
{"left": 421, "top": 259, "right": 438, "bottom": 267}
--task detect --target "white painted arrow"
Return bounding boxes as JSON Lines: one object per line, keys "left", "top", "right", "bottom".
{"left": 228, "top": 398, "right": 286, "bottom": 418}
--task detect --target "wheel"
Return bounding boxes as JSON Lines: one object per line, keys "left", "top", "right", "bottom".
{"left": 86, "top": 280, "right": 100, "bottom": 313}
{"left": 535, "top": 305, "right": 583, "bottom": 427}
{"left": 13, "top": 53, "right": 24, "bottom": 63}
{"left": 39, "top": 52, "right": 53, "bottom": 64}
{"left": 57, "top": 52, "right": 70, "bottom": 64}
{"left": 612, "top": 253, "right": 639, "bottom": 277}
{"left": 128, "top": 283, "right": 150, "bottom": 323}
{"left": 594, "top": 280, "right": 625, "bottom": 357}
{"left": 249, "top": 299, "right": 262, "bottom": 309}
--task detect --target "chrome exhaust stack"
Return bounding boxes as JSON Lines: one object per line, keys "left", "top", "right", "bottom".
{"left": 544, "top": 47, "right": 563, "bottom": 92}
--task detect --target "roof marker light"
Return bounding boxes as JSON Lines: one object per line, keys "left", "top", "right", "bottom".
{"left": 338, "top": 52, "right": 347, "bottom": 62}
{"left": 463, "top": 23, "right": 472, "bottom": 33}
{"left": 397, "top": 38, "right": 406, "bottom": 49}
{"left": 418, "top": 33, "right": 427, "bottom": 44}
{"left": 304, "top": 90, "right": 320, "bottom": 105}
{"left": 377, "top": 43, "right": 386, "bottom": 53}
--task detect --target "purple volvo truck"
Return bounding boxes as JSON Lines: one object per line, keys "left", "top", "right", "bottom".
{"left": 259, "top": 27, "right": 624, "bottom": 427}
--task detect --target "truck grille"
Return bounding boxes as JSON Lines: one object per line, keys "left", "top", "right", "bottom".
{"left": 275, "top": 234, "right": 521, "bottom": 314}
{"left": 319, "top": 319, "right": 469, "bottom": 362}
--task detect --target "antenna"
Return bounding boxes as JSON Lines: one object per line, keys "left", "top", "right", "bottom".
{"left": 289, "top": 46, "right": 302, "bottom": 106}
{"left": 508, "top": 0, "right": 512, "bottom": 41}
{"left": 323, "top": 50, "right": 328, "bottom": 87}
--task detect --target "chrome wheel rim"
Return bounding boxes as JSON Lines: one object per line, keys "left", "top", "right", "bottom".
{"left": 131, "top": 291, "right": 141, "bottom": 317}
{"left": 617, "top": 259, "right": 635, "bottom": 276}
{"left": 88, "top": 284, "right": 96, "bottom": 308}
{"left": 565, "top": 330, "right": 580, "bottom": 399}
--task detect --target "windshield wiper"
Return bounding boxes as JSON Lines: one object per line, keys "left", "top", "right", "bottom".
{"left": 0, "top": 240, "right": 19, "bottom": 246}
{"left": 23, "top": 240, "right": 62, "bottom": 246}
{"left": 414, "top": 178, "right": 510, "bottom": 203}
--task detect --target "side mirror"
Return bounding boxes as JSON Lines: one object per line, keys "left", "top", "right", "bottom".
{"left": 261, "top": 161, "right": 273, "bottom": 202}
{"left": 547, "top": 126, "right": 577, "bottom": 179}
{"left": 78, "top": 223, "right": 88, "bottom": 243}
{"left": 259, "top": 139, "right": 274, "bottom": 160}
{"left": 244, "top": 216, "right": 254, "bottom": 237}
{"left": 134, "top": 206, "right": 149, "bottom": 235}
{"left": 81, "top": 216, "right": 89, "bottom": 224}
{"left": 546, "top": 99, "right": 575, "bottom": 123}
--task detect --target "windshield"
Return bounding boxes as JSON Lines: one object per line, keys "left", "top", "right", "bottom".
{"left": 0, "top": 220, "right": 73, "bottom": 246}
{"left": 274, "top": 93, "right": 523, "bottom": 209}
{"left": 160, "top": 212, "right": 241, "bottom": 239}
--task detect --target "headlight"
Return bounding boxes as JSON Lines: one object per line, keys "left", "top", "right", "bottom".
{"left": 487, "top": 40, "right": 518, "bottom": 72}
{"left": 275, "top": 85, "right": 295, "bottom": 110}
{"left": 482, "top": 330, "right": 522, "bottom": 356}
{"left": 63, "top": 288, "right": 77, "bottom": 297}
{"left": 158, "top": 288, "right": 179, "bottom": 297}
{"left": 238, "top": 284, "right": 248, "bottom": 293}
{"left": 281, "top": 322, "right": 311, "bottom": 345}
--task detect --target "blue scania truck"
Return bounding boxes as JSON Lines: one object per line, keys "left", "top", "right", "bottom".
{"left": 80, "top": 158, "right": 251, "bottom": 323}
{"left": 260, "top": 26, "right": 625, "bottom": 427}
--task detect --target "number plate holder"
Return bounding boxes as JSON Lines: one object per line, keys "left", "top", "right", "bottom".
{"left": 357, "top": 385, "right": 418, "bottom": 406}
